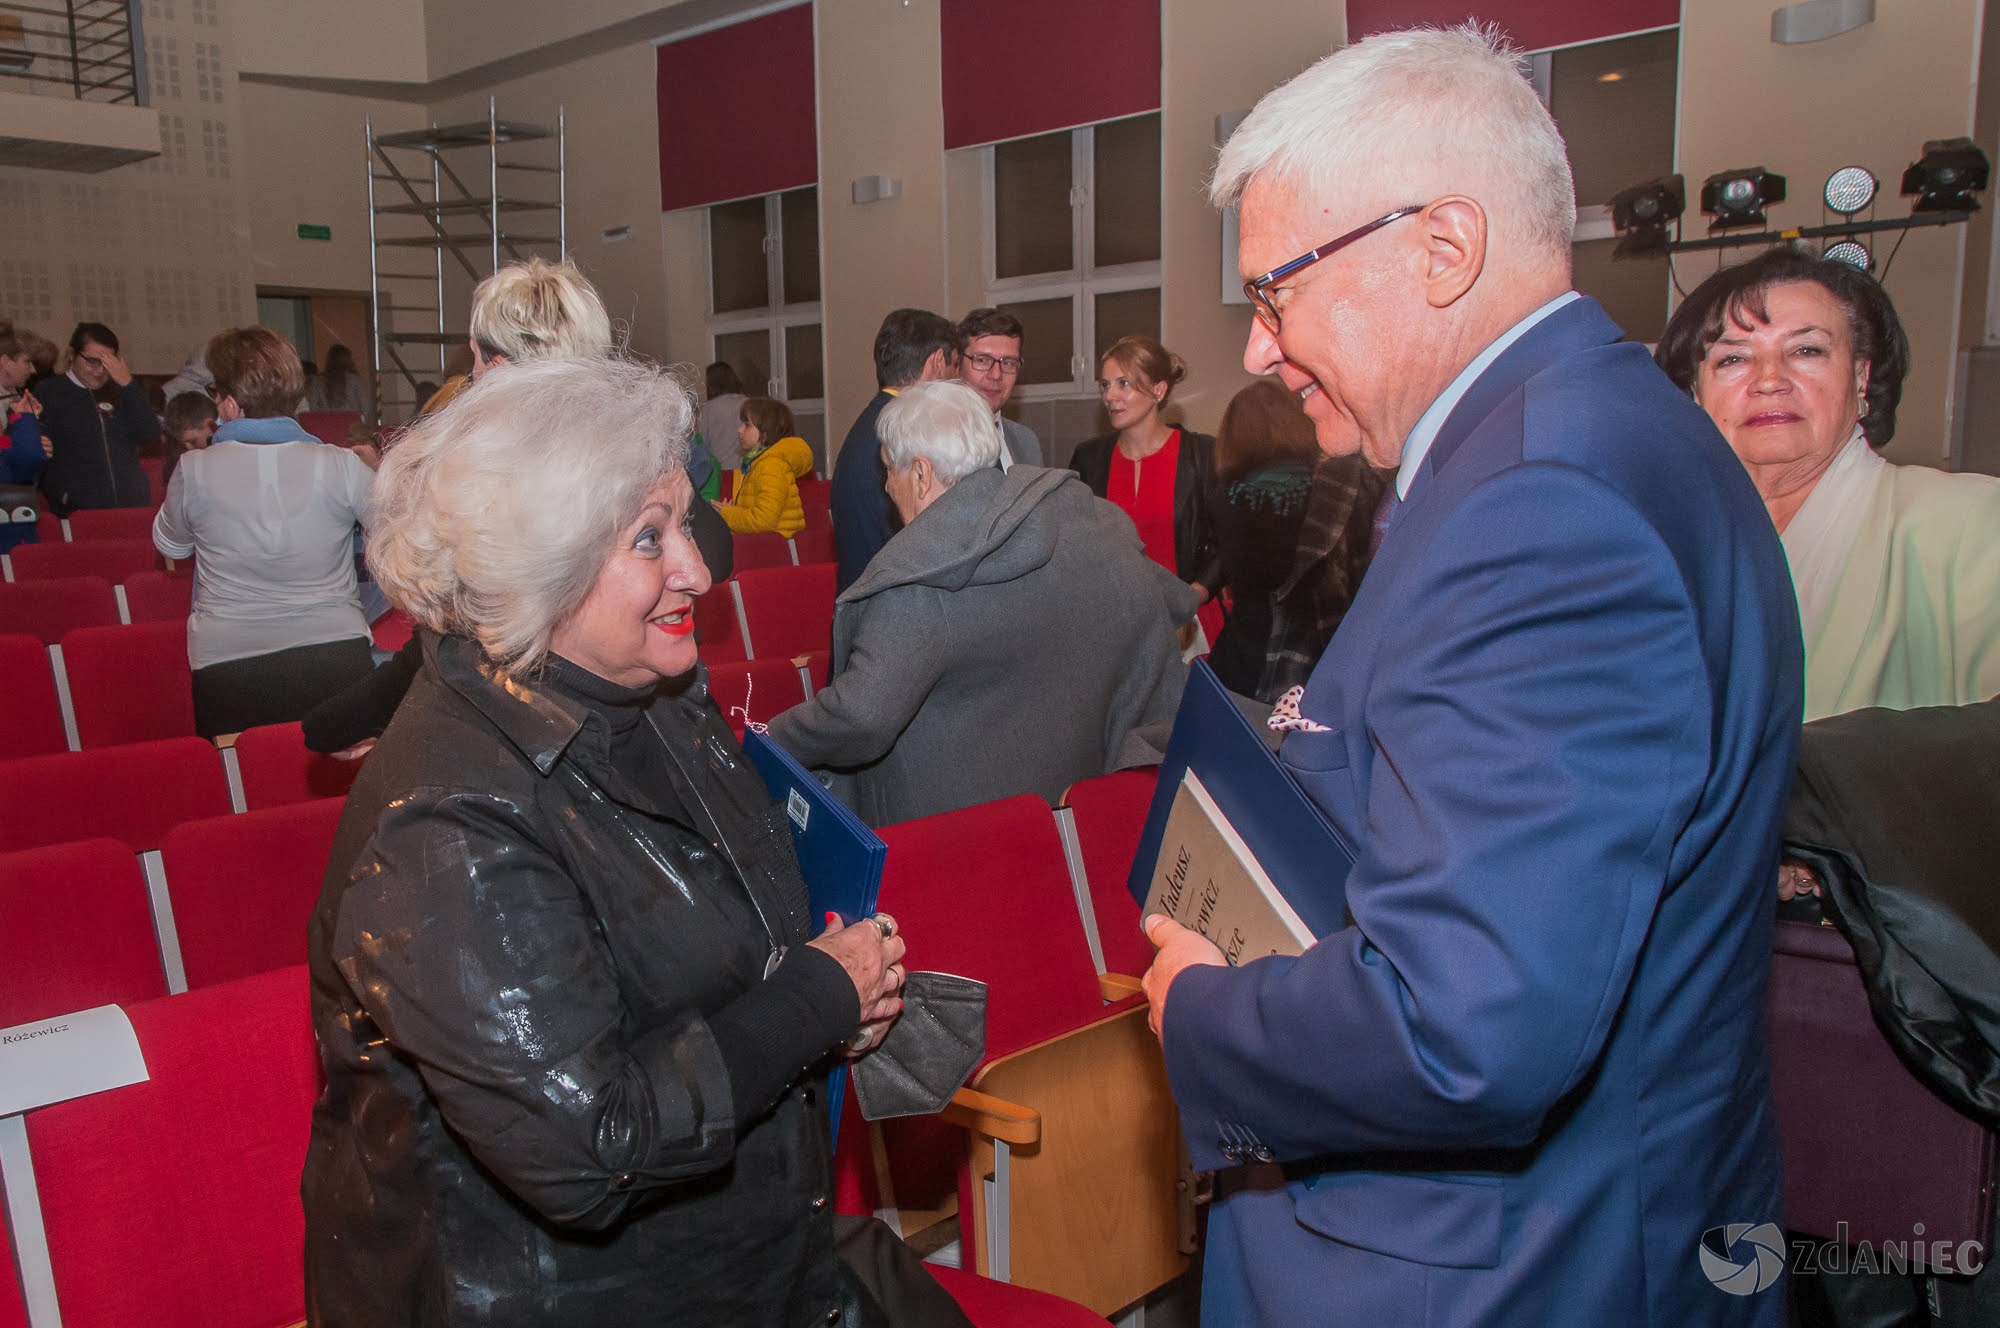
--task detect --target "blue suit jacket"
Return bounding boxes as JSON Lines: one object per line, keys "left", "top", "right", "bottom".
{"left": 1162, "top": 299, "right": 1802, "bottom": 1327}
{"left": 830, "top": 390, "right": 896, "bottom": 593}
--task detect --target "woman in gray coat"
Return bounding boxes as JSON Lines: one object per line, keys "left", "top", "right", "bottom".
{"left": 769, "top": 380, "right": 1195, "bottom": 827}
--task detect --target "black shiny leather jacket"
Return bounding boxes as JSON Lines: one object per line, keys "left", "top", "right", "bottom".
{"left": 304, "top": 633, "right": 865, "bottom": 1326}
{"left": 1069, "top": 427, "right": 1224, "bottom": 591}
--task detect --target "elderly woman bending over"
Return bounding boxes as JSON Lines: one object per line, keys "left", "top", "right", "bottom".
{"left": 303, "top": 356, "right": 918, "bottom": 1326}
{"left": 1657, "top": 248, "right": 2000, "bottom": 720}
{"left": 769, "top": 380, "right": 1195, "bottom": 827}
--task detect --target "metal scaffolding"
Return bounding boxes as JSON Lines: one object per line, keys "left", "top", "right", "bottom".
{"left": 365, "top": 98, "right": 566, "bottom": 423}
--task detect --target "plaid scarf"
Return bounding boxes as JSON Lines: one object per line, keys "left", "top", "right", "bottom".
{"left": 1254, "top": 455, "right": 1389, "bottom": 702}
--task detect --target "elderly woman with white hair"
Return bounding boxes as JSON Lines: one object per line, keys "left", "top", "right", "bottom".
{"left": 768, "top": 379, "right": 1195, "bottom": 827}
{"left": 302, "top": 355, "right": 941, "bottom": 1326}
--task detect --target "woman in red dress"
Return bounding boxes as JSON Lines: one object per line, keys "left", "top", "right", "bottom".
{"left": 1068, "top": 336, "right": 1223, "bottom": 644}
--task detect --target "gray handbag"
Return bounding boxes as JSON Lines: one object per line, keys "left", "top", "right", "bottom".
{"left": 852, "top": 971, "right": 986, "bottom": 1121}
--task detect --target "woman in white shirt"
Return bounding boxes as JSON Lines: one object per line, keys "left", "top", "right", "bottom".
{"left": 153, "top": 326, "right": 377, "bottom": 737}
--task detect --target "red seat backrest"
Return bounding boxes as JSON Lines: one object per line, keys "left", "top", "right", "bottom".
{"left": 138, "top": 455, "right": 165, "bottom": 492}
{"left": 0, "top": 633, "right": 70, "bottom": 760}
{"left": 371, "top": 607, "right": 415, "bottom": 652}
{"left": 296, "top": 410, "right": 361, "bottom": 448}
{"left": 25, "top": 966, "right": 316, "bottom": 1328}
{"left": 231, "top": 720, "right": 364, "bottom": 811}
{"left": 8, "top": 538, "right": 161, "bottom": 584}
{"left": 120, "top": 570, "right": 193, "bottom": 625}
{"left": 706, "top": 658, "right": 808, "bottom": 735}
{"left": 735, "top": 563, "right": 835, "bottom": 661}
{"left": 60, "top": 621, "right": 193, "bottom": 749}
{"left": 1059, "top": 769, "right": 1160, "bottom": 979}
{"left": 163, "top": 800, "right": 343, "bottom": 989}
{"left": 65, "top": 507, "right": 159, "bottom": 542}
{"left": 731, "top": 531, "right": 795, "bottom": 571}
{"left": 0, "top": 838, "right": 164, "bottom": 1027}
{"left": 0, "top": 576, "right": 119, "bottom": 644}
{"left": 790, "top": 525, "right": 835, "bottom": 566}
{"left": 693, "top": 582, "right": 747, "bottom": 665}
{"left": 0, "top": 737, "right": 231, "bottom": 854}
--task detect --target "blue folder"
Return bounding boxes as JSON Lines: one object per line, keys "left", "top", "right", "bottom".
{"left": 743, "top": 729, "right": 886, "bottom": 1139}
{"left": 1126, "top": 661, "right": 1355, "bottom": 940}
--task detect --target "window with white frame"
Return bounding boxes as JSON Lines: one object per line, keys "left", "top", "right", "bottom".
{"left": 985, "top": 112, "right": 1161, "bottom": 398}
{"left": 707, "top": 185, "right": 823, "bottom": 411}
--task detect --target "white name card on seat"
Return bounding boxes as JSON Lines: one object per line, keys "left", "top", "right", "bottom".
{"left": 0, "top": 1006, "right": 148, "bottom": 1116}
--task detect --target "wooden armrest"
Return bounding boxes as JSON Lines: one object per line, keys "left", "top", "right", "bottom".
{"left": 940, "top": 1086, "right": 1041, "bottom": 1146}
{"left": 1099, "top": 972, "right": 1143, "bottom": 1000}
{"left": 211, "top": 732, "right": 240, "bottom": 749}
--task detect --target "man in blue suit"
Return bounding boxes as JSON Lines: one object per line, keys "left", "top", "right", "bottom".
{"left": 1141, "top": 27, "right": 1802, "bottom": 1327}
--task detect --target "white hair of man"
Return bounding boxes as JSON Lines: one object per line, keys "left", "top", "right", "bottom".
{"left": 1212, "top": 24, "right": 1575, "bottom": 270}
{"left": 468, "top": 257, "right": 615, "bottom": 363}
{"left": 369, "top": 355, "right": 693, "bottom": 673}
{"left": 878, "top": 379, "right": 1002, "bottom": 484}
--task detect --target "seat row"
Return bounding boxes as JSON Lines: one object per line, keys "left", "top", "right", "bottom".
{"left": 0, "top": 965, "right": 1112, "bottom": 1328}
{"left": 694, "top": 560, "right": 836, "bottom": 664}
{"left": 1, "top": 535, "right": 170, "bottom": 585}
{"left": 0, "top": 771, "right": 1163, "bottom": 1327}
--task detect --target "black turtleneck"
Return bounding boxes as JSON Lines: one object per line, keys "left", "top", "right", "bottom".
{"left": 543, "top": 654, "right": 860, "bottom": 1127}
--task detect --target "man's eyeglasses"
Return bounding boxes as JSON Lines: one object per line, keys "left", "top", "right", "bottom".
{"left": 1243, "top": 203, "right": 1427, "bottom": 333}
{"left": 964, "top": 351, "right": 1022, "bottom": 375}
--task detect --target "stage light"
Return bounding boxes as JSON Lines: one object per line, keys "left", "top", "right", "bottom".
{"left": 1701, "top": 167, "right": 1786, "bottom": 230}
{"left": 1609, "top": 175, "right": 1685, "bottom": 258}
{"left": 1822, "top": 167, "right": 1878, "bottom": 217}
{"left": 1823, "top": 240, "right": 1872, "bottom": 271}
{"left": 1902, "top": 138, "right": 1989, "bottom": 214}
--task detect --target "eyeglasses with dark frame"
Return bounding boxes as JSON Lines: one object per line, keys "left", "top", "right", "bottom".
{"left": 963, "top": 351, "right": 1023, "bottom": 376}
{"left": 1243, "top": 203, "right": 1428, "bottom": 332}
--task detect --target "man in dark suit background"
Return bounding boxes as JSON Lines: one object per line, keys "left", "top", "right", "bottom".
{"left": 1141, "top": 26, "right": 1802, "bottom": 1327}
{"left": 829, "top": 309, "right": 960, "bottom": 591}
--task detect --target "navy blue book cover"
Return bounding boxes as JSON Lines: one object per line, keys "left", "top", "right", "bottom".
{"left": 743, "top": 729, "right": 886, "bottom": 1139}
{"left": 1127, "top": 661, "right": 1355, "bottom": 940}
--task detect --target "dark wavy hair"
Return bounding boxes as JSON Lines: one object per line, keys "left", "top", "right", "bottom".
{"left": 1654, "top": 247, "right": 1909, "bottom": 448}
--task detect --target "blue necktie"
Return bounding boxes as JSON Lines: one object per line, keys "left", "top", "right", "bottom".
{"left": 1368, "top": 485, "right": 1401, "bottom": 558}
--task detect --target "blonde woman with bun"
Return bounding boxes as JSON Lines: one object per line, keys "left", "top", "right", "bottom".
{"left": 1069, "top": 335, "right": 1223, "bottom": 626}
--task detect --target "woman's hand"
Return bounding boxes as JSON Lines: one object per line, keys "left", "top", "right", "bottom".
{"left": 808, "top": 913, "right": 906, "bottom": 1047}
{"left": 92, "top": 348, "right": 132, "bottom": 386}
{"left": 18, "top": 389, "right": 40, "bottom": 418}
{"left": 1777, "top": 860, "right": 1822, "bottom": 901}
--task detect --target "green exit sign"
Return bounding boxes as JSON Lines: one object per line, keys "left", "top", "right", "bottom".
{"left": 297, "top": 223, "right": 332, "bottom": 241}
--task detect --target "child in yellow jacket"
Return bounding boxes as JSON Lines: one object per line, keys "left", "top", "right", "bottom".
{"left": 716, "top": 395, "right": 813, "bottom": 537}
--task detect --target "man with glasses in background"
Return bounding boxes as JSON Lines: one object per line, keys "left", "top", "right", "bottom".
{"left": 956, "top": 308, "right": 1042, "bottom": 470}
{"left": 1139, "top": 26, "right": 1800, "bottom": 1328}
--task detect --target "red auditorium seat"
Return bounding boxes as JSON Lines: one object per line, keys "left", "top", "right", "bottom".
{"left": 60, "top": 621, "right": 194, "bottom": 748}
{"left": 0, "top": 737, "right": 231, "bottom": 854}
{"left": 230, "top": 720, "right": 365, "bottom": 810}
{"left": 163, "top": 799, "right": 342, "bottom": 989}
{"left": 927, "top": 1266, "right": 1111, "bottom": 1327}
{"left": 732, "top": 530, "right": 796, "bottom": 571}
{"left": 706, "top": 658, "right": 808, "bottom": 734}
{"left": 0, "top": 838, "right": 165, "bottom": 1027}
{"left": 735, "top": 562, "right": 835, "bottom": 660}
{"left": 835, "top": 797, "right": 1116, "bottom": 1219}
{"left": 693, "top": 582, "right": 747, "bottom": 664}
{"left": 802, "top": 649, "right": 830, "bottom": 694}
{"left": 66, "top": 507, "right": 160, "bottom": 542}
{"left": 120, "top": 569, "right": 193, "bottom": 624}
{"left": 717, "top": 469, "right": 734, "bottom": 501}
{"left": 0, "top": 576, "right": 118, "bottom": 643}
{"left": 0, "top": 633, "right": 70, "bottom": 760}
{"left": 296, "top": 410, "right": 362, "bottom": 448}
{"left": 25, "top": 966, "right": 316, "bottom": 1328}
{"left": 1058, "top": 769, "right": 1161, "bottom": 978}
{"left": 137, "top": 454, "right": 165, "bottom": 494}
{"left": 371, "top": 606, "right": 416, "bottom": 652}
{"left": 35, "top": 509, "right": 63, "bottom": 544}
{"left": 791, "top": 524, "right": 835, "bottom": 566}
{"left": 7, "top": 537, "right": 162, "bottom": 584}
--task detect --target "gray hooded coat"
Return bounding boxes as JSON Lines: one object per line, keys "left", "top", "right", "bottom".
{"left": 769, "top": 465, "right": 1195, "bottom": 827}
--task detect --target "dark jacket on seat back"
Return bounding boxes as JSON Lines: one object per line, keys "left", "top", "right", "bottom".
{"left": 304, "top": 632, "right": 870, "bottom": 1326}
{"left": 1785, "top": 697, "right": 2000, "bottom": 1127}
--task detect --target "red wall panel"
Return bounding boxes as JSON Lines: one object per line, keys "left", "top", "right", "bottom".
{"left": 657, "top": 5, "right": 817, "bottom": 212}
